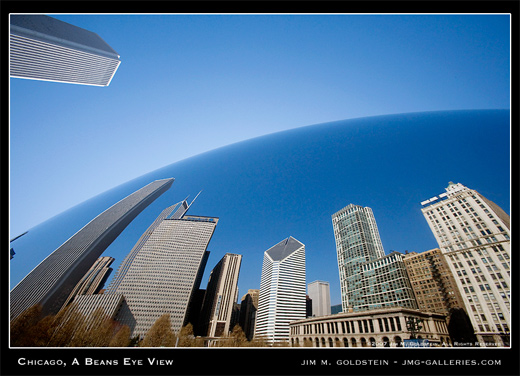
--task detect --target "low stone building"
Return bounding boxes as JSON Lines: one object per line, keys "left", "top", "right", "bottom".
{"left": 289, "top": 307, "right": 451, "bottom": 347}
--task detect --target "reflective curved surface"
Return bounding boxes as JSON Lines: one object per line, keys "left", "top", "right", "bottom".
{"left": 9, "top": 110, "right": 511, "bottom": 303}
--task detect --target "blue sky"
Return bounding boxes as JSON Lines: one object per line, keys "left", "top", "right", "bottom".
{"left": 9, "top": 14, "right": 510, "bottom": 305}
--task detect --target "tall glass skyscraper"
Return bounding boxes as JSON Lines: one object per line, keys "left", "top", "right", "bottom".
{"left": 108, "top": 197, "right": 218, "bottom": 338}
{"left": 421, "top": 182, "right": 510, "bottom": 347}
{"left": 332, "top": 204, "right": 385, "bottom": 312}
{"left": 255, "top": 237, "right": 306, "bottom": 343}
{"left": 10, "top": 178, "right": 174, "bottom": 320}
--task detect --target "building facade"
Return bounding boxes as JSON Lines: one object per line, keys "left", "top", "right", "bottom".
{"left": 239, "top": 289, "right": 259, "bottom": 341}
{"left": 200, "top": 253, "right": 242, "bottom": 337}
{"left": 61, "top": 256, "right": 115, "bottom": 310}
{"left": 332, "top": 204, "right": 385, "bottom": 312}
{"left": 107, "top": 200, "right": 190, "bottom": 292}
{"left": 10, "top": 15, "right": 120, "bottom": 86}
{"left": 359, "top": 251, "right": 418, "bottom": 311}
{"left": 308, "top": 281, "right": 331, "bottom": 317}
{"left": 332, "top": 204, "right": 417, "bottom": 312}
{"left": 421, "top": 182, "right": 510, "bottom": 346}
{"left": 255, "top": 237, "right": 306, "bottom": 343}
{"left": 403, "top": 248, "right": 465, "bottom": 316}
{"left": 10, "top": 178, "right": 174, "bottom": 320}
{"left": 108, "top": 199, "right": 218, "bottom": 338}
{"left": 289, "top": 307, "right": 451, "bottom": 347}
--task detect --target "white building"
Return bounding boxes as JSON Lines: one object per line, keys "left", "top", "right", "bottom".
{"left": 110, "top": 198, "right": 218, "bottom": 338}
{"left": 10, "top": 15, "right": 120, "bottom": 86}
{"left": 308, "top": 280, "right": 331, "bottom": 317}
{"left": 421, "top": 182, "right": 510, "bottom": 347}
{"left": 255, "top": 237, "right": 306, "bottom": 343}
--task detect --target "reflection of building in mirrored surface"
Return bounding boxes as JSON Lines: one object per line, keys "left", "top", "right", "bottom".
{"left": 333, "top": 205, "right": 418, "bottom": 312}
{"left": 10, "top": 231, "right": 28, "bottom": 260}
{"left": 255, "top": 237, "right": 306, "bottom": 343}
{"left": 61, "top": 256, "right": 115, "bottom": 311}
{"left": 332, "top": 204, "right": 385, "bottom": 312}
{"left": 239, "top": 289, "right": 259, "bottom": 341}
{"left": 289, "top": 307, "right": 451, "bottom": 347}
{"left": 7, "top": 110, "right": 510, "bottom": 342}
{"left": 421, "top": 182, "right": 511, "bottom": 347}
{"left": 10, "top": 15, "right": 120, "bottom": 86}
{"left": 70, "top": 293, "right": 136, "bottom": 334}
{"left": 10, "top": 178, "right": 174, "bottom": 320}
{"left": 108, "top": 197, "right": 218, "bottom": 338}
{"left": 308, "top": 280, "right": 331, "bottom": 317}
{"left": 403, "top": 248, "right": 465, "bottom": 316}
{"left": 199, "top": 253, "right": 242, "bottom": 337}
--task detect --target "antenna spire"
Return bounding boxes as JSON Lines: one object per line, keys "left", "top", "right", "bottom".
{"left": 188, "top": 190, "right": 203, "bottom": 208}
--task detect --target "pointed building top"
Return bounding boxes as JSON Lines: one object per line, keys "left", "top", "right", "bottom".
{"left": 266, "top": 236, "right": 304, "bottom": 261}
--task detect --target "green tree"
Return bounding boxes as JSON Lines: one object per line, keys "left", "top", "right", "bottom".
{"left": 141, "top": 314, "right": 176, "bottom": 347}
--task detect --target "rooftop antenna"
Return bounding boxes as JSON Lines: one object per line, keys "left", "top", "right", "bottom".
{"left": 188, "top": 190, "right": 203, "bottom": 209}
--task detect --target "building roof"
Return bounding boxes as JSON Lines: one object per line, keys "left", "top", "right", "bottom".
{"left": 10, "top": 15, "right": 120, "bottom": 59}
{"left": 266, "top": 236, "right": 304, "bottom": 261}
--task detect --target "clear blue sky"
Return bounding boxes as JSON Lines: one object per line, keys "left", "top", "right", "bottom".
{"left": 9, "top": 14, "right": 510, "bottom": 305}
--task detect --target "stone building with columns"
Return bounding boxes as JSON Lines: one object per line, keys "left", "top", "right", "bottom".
{"left": 289, "top": 307, "right": 450, "bottom": 347}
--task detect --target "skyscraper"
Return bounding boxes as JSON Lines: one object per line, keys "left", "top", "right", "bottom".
{"left": 421, "top": 182, "right": 510, "bottom": 347}
{"left": 10, "top": 15, "right": 120, "bottom": 86}
{"left": 239, "top": 289, "right": 259, "bottom": 341}
{"left": 331, "top": 204, "right": 385, "bottom": 312}
{"left": 308, "top": 281, "right": 331, "bottom": 317}
{"left": 10, "top": 178, "right": 174, "bottom": 320}
{"left": 200, "top": 253, "right": 242, "bottom": 337}
{"left": 358, "top": 251, "right": 418, "bottom": 311}
{"left": 255, "top": 237, "right": 306, "bottom": 343}
{"left": 108, "top": 198, "right": 218, "bottom": 338}
{"left": 61, "top": 256, "right": 115, "bottom": 311}
{"left": 107, "top": 199, "right": 191, "bottom": 292}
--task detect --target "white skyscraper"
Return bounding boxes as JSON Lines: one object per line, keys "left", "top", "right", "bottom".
{"left": 109, "top": 197, "right": 218, "bottom": 338}
{"left": 308, "top": 280, "right": 331, "bottom": 317}
{"left": 421, "top": 182, "right": 510, "bottom": 347}
{"left": 255, "top": 237, "right": 306, "bottom": 343}
{"left": 10, "top": 15, "right": 121, "bottom": 86}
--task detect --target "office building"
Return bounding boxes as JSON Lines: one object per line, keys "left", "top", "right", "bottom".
{"left": 332, "top": 204, "right": 385, "bottom": 312}
{"left": 289, "top": 307, "right": 450, "bottom": 347}
{"left": 10, "top": 15, "right": 121, "bottom": 86}
{"left": 239, "top": 289, "right": 259, "bottom": 341}
{"left": 61, "top": 256, "right": 115, "bottom": 310}
{"left": 200, "top": 253, "right": 242, "bottom": 337}
{"left": 403, "top": 248, "right": 465, "bottom": 316}
{"left": 108, "top": 198, "right": 218, "bottom": 338}
{"left": 107, "top": 199, "right": 191, "bottom": 292}
{"left": 10, "top": 178, "right": 174, "bottom": 320}
{"left": 359, "top": 251, "right": 418, "bottom": 311}
{"left": 308, "top": 281, "right": 331, "bottom": 317}
{"left": 421, "top": 182, "right": 510, "bottom": 346}
{"left": 255, "top": 237, "right": 306, "bottom": 343}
